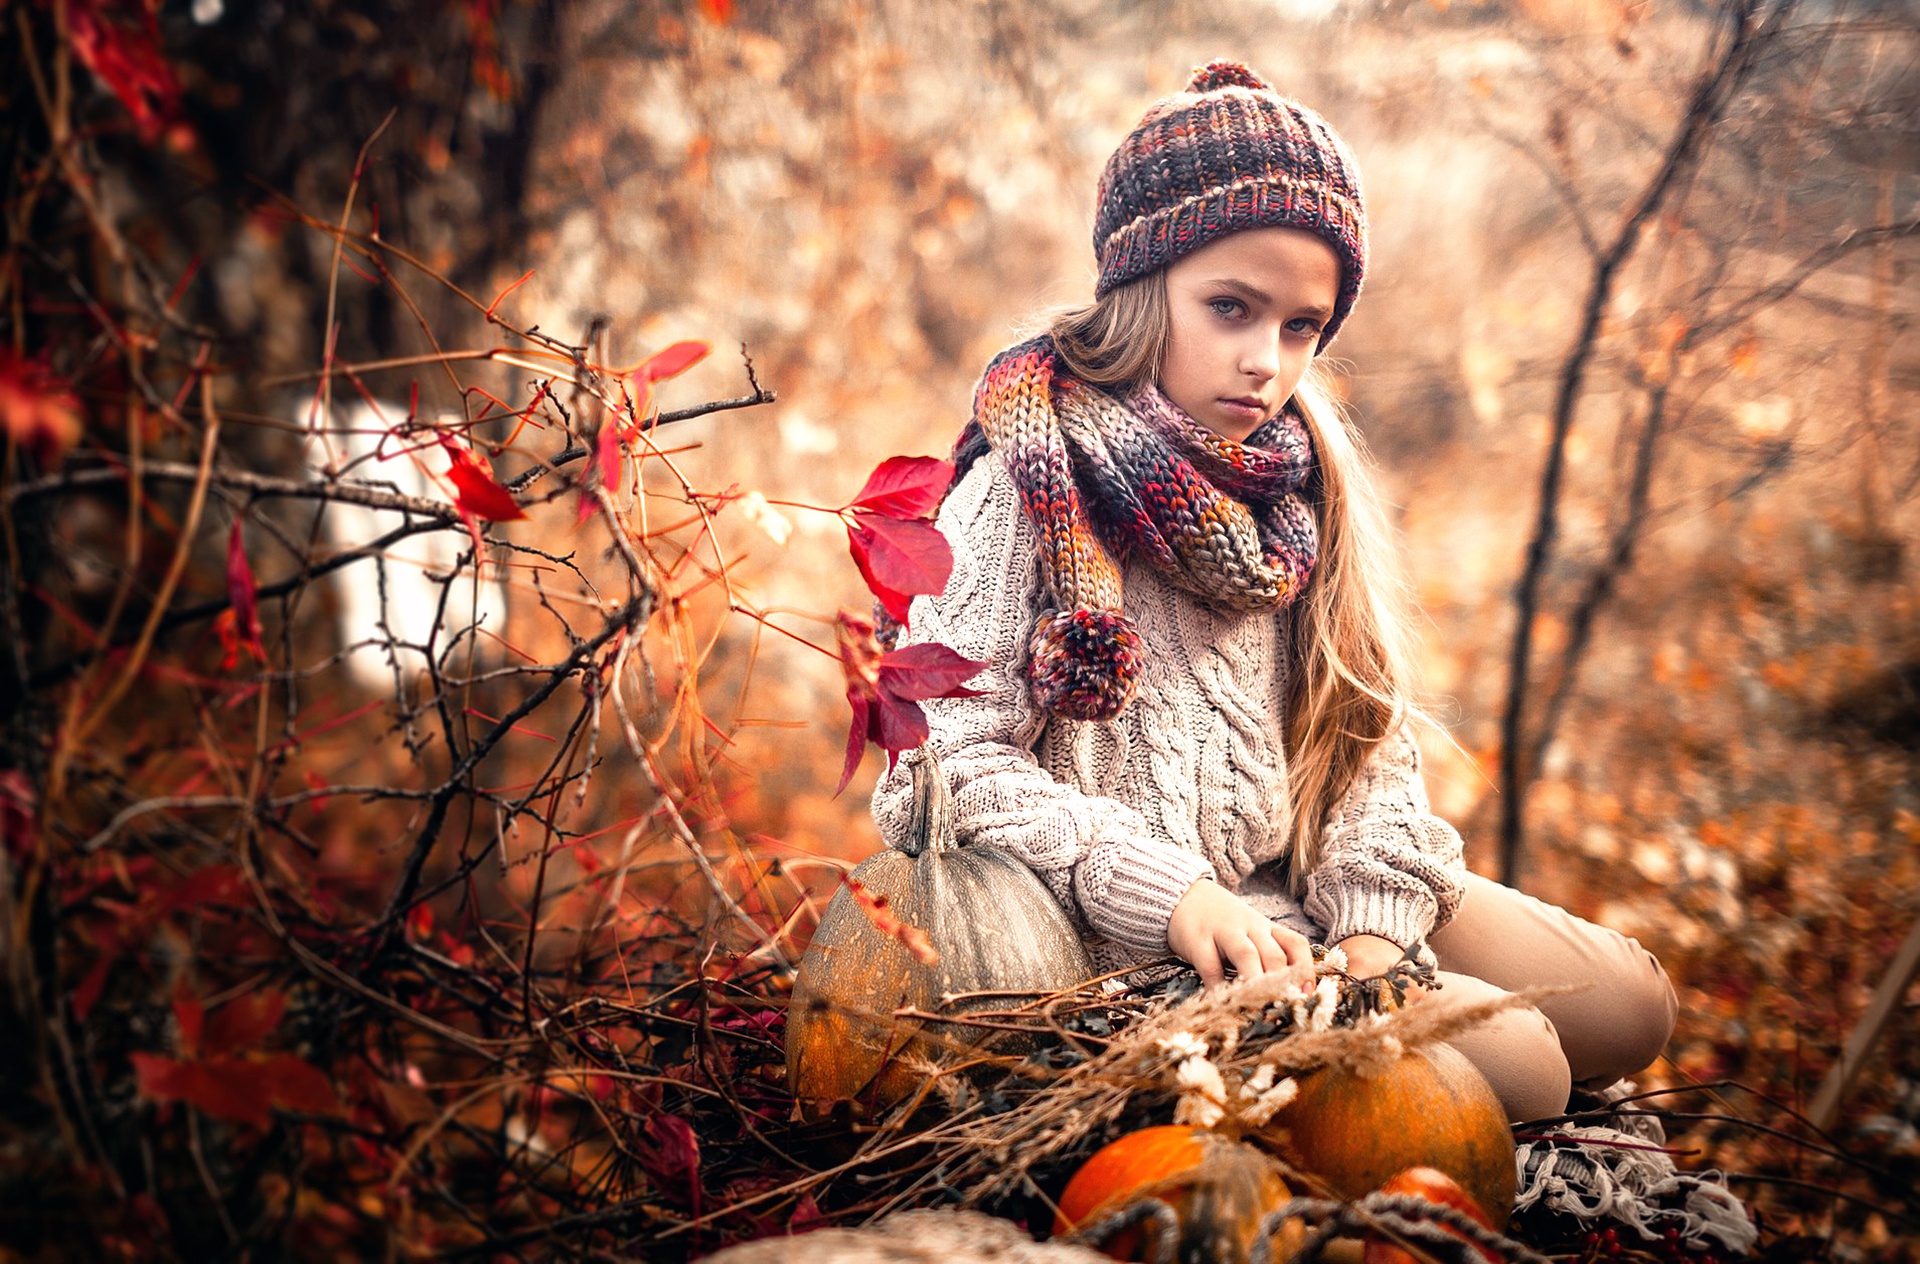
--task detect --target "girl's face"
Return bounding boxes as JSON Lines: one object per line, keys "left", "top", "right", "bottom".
{"left": 1158, "top": 227, "right": 1343, "bottom": 442}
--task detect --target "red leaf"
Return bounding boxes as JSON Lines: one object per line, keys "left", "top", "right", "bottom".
{"left": 0, "top": 349, "right": 83, "bottom": 465}
{"left": 224, "top": 519, "right": 263, "bottom": 661}
{"left": 833, "top": 613, "right": 983, "bottom": 792}
{"left": 871, "top": 692, "right": 931, "bottom": 754}
{"left": 835, "top": 612, "right": 884, "bottom": 794}
{"left": 157, "top": 864, "right": 248, "bottom": 915}
{"left": 443, "top": 444, "right": 526, "bottom": 522}
{"left": 0, "top": 769, "right": 34, "bottom": 862}
{"left": 838, "top": 691, "right": 873, "bottom": 796}
{"left": 878, "top": 642, "right": 987, "bottom": 702}
{"left": 844, "top": 877, "right": 940, "bottom": 966}
{"left": 131, "top": 1051, "right": 199, "bottom": 1107}
{"left": 847, "top": 456, "right": 954, "bottom": 520}
{"left": 63, "top": 0, "right": 189, "bottom": 148}
{"left": 639, "top": 1114, "right": 702, "bottom": 1214}
{"left": 213, "top": 608, "right": 241, "bottom": 672}
{"left": 698, "top": 0, "right": 735, "bottom": 23}
{"left": 71, "top": 957, "right": 112, "bottom": 1023}
{"left": 846, "top": 514, "right": 953, "bottom": 623}
{"left": 203, "top": 989, "right": 286, "bottom": 1056}
{"left": 638, "top": 340, "right": 710, "bottom": 384}
{"left": 252, "top": 1053, "right": 337, "bottom": 1116}
{"left": 594, "top": 420, "right": 621, "bottom": 496}
{"left": 172, "top": 980, "right": 204, "bottom": 1054}
{"left": 182, "top": 1057, "right": 277, "bottom": 1130}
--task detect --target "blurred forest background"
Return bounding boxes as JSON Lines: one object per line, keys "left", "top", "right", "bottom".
{"left": 3, "top": 0, "right": 1917, "bottom": 1258}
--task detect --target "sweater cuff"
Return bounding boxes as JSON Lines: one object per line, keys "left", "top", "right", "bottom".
{"left": 1084, "top": 841, "right": 1215, "bottom": 957}
{"left": 1317, "top": 883, "right": 1439, "bottom": 954}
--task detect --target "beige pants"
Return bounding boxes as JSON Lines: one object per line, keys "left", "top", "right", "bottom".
{"left": 1426, "top": 872, "right": 1679, "bottom": 1122}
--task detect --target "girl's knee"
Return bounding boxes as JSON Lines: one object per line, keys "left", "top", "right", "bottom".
{"left": 1447, "top": 1004, "right": 1573, "bottom": 1123}
{"left": 1575, "top": 942, "right": 1679, "bottom": 1087}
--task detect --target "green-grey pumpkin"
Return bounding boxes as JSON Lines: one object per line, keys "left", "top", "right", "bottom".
{"left": 785, "top": 747, "right": 1094, "bottom": 1117}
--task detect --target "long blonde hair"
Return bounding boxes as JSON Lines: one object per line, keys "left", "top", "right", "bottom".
{"left": 1048, "top": 273, "right": 1422, "bottom": 892}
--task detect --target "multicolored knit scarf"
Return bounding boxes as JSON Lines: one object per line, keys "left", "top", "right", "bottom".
{"left": 951, "top": 336, "right": 1319, "bottom": 721}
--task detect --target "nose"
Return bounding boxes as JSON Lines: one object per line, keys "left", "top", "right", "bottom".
{"left": 1238, "top": 330, "right": 1280, "bottom": 384}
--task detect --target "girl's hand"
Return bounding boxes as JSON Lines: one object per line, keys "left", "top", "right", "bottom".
{"left": 1167, "top": 879, "right": 1315, "bottom": 989}
{"left": 1335, "top": 933, "right": 1426, "bottom": 1001}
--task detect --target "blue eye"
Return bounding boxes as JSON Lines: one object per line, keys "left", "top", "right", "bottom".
{"left": 1286, "top": 317, "right": 1324, "bottom": 338}
{"left": 1208, "top": 297, "right": 1246, "bottom": 319}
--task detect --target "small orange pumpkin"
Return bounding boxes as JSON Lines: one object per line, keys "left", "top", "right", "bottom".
{"left": 786, "top": 749, "right": 1094, "bottom": 1117}
{"left": 1252, "top": 1040, "right": 1516, "bottom": 1226}
{"left": 1362, "top": 1166, "right": 1498, "bottom": 1264}
{"left": 1054, "top": 1125, "right": 1305, "bottom": 1263}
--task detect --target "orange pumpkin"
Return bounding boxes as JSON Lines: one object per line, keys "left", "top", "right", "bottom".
{"left": 1252, "top": 1040, "right": 1516, "bottom": 1226}
{"left": 1362, "top": 1166, "right": 1498, "bottom": 1264}
{"left": 786, "top": 749, "right": 1094, "bottom": 1117}
{"left": 1054, "top": 1125, "right": 1306, "bottom": 1263}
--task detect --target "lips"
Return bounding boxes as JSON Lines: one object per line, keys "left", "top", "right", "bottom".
{"left": 1218, "top": 397, "right": 1269, "bottom": 423}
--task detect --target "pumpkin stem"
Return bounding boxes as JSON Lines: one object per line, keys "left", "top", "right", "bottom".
{"left": 908, "top": 746, "right": 956, "bottom": 855}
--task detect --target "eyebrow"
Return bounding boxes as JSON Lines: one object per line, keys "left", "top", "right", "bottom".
{"left": 1207, "top": 278, "right": 1333, "bottom": 318}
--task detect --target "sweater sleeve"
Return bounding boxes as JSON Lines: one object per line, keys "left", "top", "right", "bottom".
{"left": 1302, "top": 722, "right": 1466, "bottom": 950}
{"left": 869, "top": 453, "right": 1214, "bottom": 957}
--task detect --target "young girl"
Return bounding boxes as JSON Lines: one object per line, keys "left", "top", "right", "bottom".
{"left": 870, "top": 60, "right": 1677, "bottom": 1123}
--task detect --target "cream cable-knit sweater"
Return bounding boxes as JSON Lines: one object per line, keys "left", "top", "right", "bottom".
{"left": 870, "top": 452, "right": 1466, "bottom": 975}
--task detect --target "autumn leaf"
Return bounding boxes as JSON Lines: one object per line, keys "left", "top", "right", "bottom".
{"left": 627, "top": 340, "right": 710, "bottom": 423}
{"left": 202, "top": 989, "right": 288, "bottom": 1057}
{"left": 438, "top": 437, "right": 525, "bottom": 557}
{"left": 0, "top": 769, "right": 35, "bottom": 862}
{"left": 0, "top": 350, "right": 83, "bottom": 465}
{"left": 848, "top": 516, "right": 955, "bottom": 623}
{"left": 698, "top": 0, "right": 735, "bottom": 23}
{"left": 62, "top": 0, "right": 190, "bottom": 149}
{"left": 224, "top": 518, "right": 264, "bottom": 666}
{"left": 637, "top": 1114, "right": 702, "bottom": 1214}
{"left": 133, "top": 982, "right": 333, "bottom": 1129}
{"left": 443, "top": 442, "right": 526, "bottom": 522}
{"left": 844, "top": 876, "right": 940, "bottom": 966}
{"left": 133, "top": 1051, "right": 335, "bottom": 1130}
{"left": 835, "top": 610, "right": 984, "bottom": 793}
{"left": 846, "top": 455, "right": 953, "bottom": 520}
{"left": 842, "top": 456, "right": 955, "bottom": 622}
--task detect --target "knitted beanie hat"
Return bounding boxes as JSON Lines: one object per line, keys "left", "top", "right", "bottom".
{"left": 1092, "top": 60, "right": 1368, "bottom": 347}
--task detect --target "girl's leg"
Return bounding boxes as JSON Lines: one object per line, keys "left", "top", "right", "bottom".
{"left": 1429, "top": 871, "right": 1678, "bottom": 1093}
{"left": 1426, "top": 969, "right": 1572, "bottom": 1122}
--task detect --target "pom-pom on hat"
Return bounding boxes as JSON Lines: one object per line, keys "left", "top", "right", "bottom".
{"left": 1092, "top": 60, "right": 1368, "bottom": 348}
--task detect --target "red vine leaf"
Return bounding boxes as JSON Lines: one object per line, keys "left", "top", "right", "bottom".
{"left": 847, "top": 515, "right": 953, "bottom": 624}
{"left": 844, "top": 877, "right": 940, "bottom": 966}
{"left": 638, "top": 340, "right": 710, "bottom": 385}
{"left": 846, "top": 455, "right": 953, "bottom": 520}
{"left": 443, "top": 443, "right": 525, "bottom": 523}
{"left": 203, "top": 989, "right": 287, "bottom": 1057}
{"left": 62, "top": 0, "right": 190, "bottom": 149}
{"left": 224, "top": 519, "right": 264, "bottom": 665}
{"left": 834, "top": 611, "right": 984, "bottom": 794}
{"left": 0, "top": 350, "right": 84, "bottom": 466}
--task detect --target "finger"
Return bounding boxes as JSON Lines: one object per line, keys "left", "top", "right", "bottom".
{"left": 1253, "top": 926, "right": 1291, "bottom": 975}
{"left": 1223, "top": 932, "right": 1266, "bottom": 982}
{"left": 1190, "top": 943, "right": 1224, "bottom": 988}
{"left": 1273, "top": 928, "right": 1314, "bottom": 969}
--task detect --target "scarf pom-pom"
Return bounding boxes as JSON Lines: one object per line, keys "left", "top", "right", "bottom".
{"left": 1028, "top": 607, "right": 1144, "bottom": 720}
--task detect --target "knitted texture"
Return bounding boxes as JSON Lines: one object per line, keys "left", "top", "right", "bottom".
{"left": 1093, "top": 60, "right": 1368, "bottom": 347}
{"left": 871, "top": 453, "right": 1464, "bottom": 971}
{"left": 957, "top": 335, "right": 1318, "bottom": 721}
